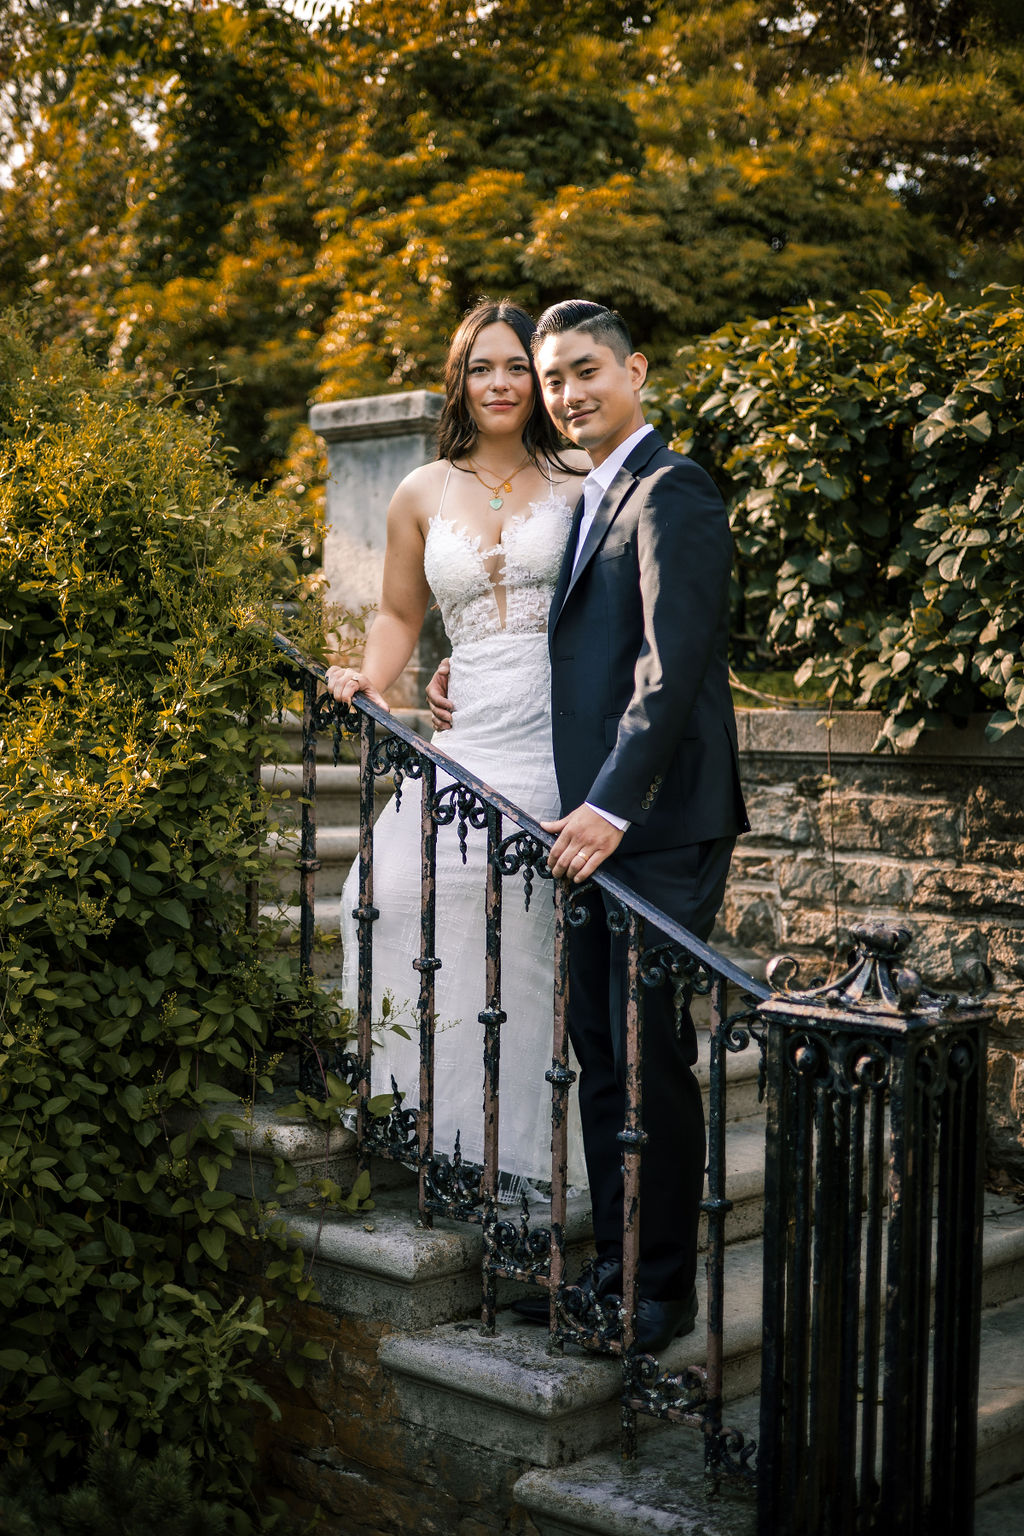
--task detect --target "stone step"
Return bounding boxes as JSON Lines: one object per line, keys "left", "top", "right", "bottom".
{"left": 976, "top": 1474, "right": 1024, "bottom": 1536}
{"left": 265, "top": 826, "right": 361, "bottom": 899}
{"left": 512, "top": 1289, "right": 1024, "bottom": 1533}
{"left": 280, "top": 1185, "right": 598, "bottom": 1334}
{"left": 378, "top": 1235, "right": 766, "bottom": 1472}
{"left": 228, "top": 1073, "right": 767, "bottom": 1233}
{"left": 263, "top": 761, "right": 394, "bottom": 827}
{"left": 374, "top": 1193, "right": 1024, "bottom": 1479}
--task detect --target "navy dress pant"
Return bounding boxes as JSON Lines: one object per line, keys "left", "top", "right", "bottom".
{"left": 566, "top": 835, "right": 735, "bottom": 1301}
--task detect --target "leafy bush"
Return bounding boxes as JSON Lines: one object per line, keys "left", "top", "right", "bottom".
{"left": 0, "top": 315, "right": 332, "bottom": 1517}
{"left": 0, "top": 1438, "right": 233, "bottom": 1536}
{"left": 651, "top": 284, "right": 1024, "bottom": 748}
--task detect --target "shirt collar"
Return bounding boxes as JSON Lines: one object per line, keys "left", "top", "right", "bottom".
{"left": 585, "top": 423, "right": 655, "bottom": 496}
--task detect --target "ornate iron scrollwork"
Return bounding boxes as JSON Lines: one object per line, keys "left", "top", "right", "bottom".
{"left": 721, "top": 1001, "right": 767, "bottom": 1100}
{"left": 334, "top": 1050, "right": 365, "bottom": 1092}
{"left": 605, "top": 899, "right": 630, "bottom": 936}
{"left": 422, "top": 1131, "right": 488, "bottom": 1221}
{"left": 361, "top": 1075, "right": 419, "bottom": 1163}
{"left": 640, "top": 941, "right": 717, "bottom": 1038}
{"left": 623, "top": 1353, "right": 707, "bottom": 1419}
{"left": 767, "top": 922, "right": 991, "bottom": 1018}
{"left": 640, "top": 942, "right": 715, "bottom": 998}
{"left": 370, "top": 735, "right": 426, "bottom": 809}
{"left": 704, "top": 1422, "right": 759, "bottom": 1486}
{"left": 564, "top": 880, "right": 594, "bottom": 928}
{"left": 554, "top": 1285, "right": 623, "bottom": 1355}
{"left": 311, "top": 690, "right": 359, "bottom": 747}
{"left": 494, "top": 829, "right": 552, "bottom": 912}
{"left": 432, "top": 784, "right": 489, "bottom": 863}
{"left": 483, "top": 1194, "right": 551, "bottom": 1276}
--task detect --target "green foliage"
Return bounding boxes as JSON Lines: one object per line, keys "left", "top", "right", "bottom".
{"left": 0, "top": 1432, "right": 312, "bottom": 1533}
{"left": 651, "top": 284, "right": 1024, "bottom": 749}
{"left": 2, "top": 1, "right": 1023, "bottom": 502}
{"left": 0, "top": 313, "right": 338, "bottom": 1514}
{"left": 0, "top": 1439, "right": 231, "bottom": 1536}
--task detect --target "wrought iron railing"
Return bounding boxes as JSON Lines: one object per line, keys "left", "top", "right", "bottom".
{"left": 268, "top": 631, "right": 771, "bottom": 1483}
{"left": 757, "top": 928, "right": 990, "bottom": 1536}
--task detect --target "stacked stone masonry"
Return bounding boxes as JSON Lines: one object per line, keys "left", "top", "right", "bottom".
{"left": 713, "top": 709, "right": 1024, "bottom": 1177}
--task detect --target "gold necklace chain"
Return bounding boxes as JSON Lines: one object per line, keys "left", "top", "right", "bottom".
{"left": 466, "top": 456, "right": 530, "bottom": 511}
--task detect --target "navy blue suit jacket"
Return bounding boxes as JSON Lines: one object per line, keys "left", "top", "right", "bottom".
{"left": 548, "top": 429, "right": 749, "bottom": 855}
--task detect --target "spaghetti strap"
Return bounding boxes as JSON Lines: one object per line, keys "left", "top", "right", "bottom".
{"left": 437, "top": 462, "right": 455, "bottom": 515}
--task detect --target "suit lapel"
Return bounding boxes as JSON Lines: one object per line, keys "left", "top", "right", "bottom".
{"left": 550, "top": 430, "right": 668, "bottom": 638}
{"left": 561, "top": 461, "right": 635, "bottom": 606}
{"left": 549, "top": 492, "right": 585, "bottom": 638}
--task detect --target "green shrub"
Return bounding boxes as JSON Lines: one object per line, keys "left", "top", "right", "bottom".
{"left": 0, "top": 1438, "right": 234, "bottom": 1536}
{"left": 651, "top": 284, "right": 1024, "bottom": 748}
{"left": 0, "top": 314, "right": 333, "bottom": 1517}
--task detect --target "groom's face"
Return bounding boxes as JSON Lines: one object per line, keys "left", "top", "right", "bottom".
{"left": 536, "top": 329, "right": 647, "bottom": 466}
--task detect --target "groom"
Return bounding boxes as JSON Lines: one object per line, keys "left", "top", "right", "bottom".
{"left": 431, "top": 300, "right": 748, "bottom": 1351}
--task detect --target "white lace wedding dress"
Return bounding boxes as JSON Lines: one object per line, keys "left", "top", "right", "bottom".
{"left": 339, "top": 470, "right": 587, "bottom": 1191}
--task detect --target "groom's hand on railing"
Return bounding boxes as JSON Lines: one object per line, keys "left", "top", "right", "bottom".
{"left": 542, "top": 805, "right": 624, "bottom": 882}
{"left": 324, "top": 665, "right": 390, "bottom": 712}
{"left": 426, "top": 657, "right": 454, "bottom": 731}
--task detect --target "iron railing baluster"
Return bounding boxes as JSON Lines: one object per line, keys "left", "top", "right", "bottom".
{"left": 704, "top": 975, "right": 730, "bottom": 1476}
{"left": 480, "top": 803, "right": 506, "bottom": 1331}
{"left": 619, "top": 909, "right": 645, "bottom": 1461}
{"left": 858, "top": 1077, "right": 886, "bottom": 1531}
{"left": 414, "top": 759, "right": 440, "bottom": 1226}
{"left": 546, "top": 881, "right": 572, "bottom": 1350}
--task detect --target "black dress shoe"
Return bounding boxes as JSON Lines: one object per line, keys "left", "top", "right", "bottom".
{"left": 632, "top": 1287, "right": 699, "bottom": 1353}
{"left": 576, "top": 1256, "right": 623, "bottom": 1300}
{"left": 509, "top": 1292, "right": 552, "bottom": 1323}
{"left": 510, "top": 1255, "right": 624, "bottom": 1325}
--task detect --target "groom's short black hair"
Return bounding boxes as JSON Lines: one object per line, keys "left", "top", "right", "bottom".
{"left": 531, "top": 300, "right": 633, "bottom": 362}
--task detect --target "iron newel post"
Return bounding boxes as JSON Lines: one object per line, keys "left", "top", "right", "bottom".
{"left": 755, "top": 922, "right": 991, "bottom": 1536}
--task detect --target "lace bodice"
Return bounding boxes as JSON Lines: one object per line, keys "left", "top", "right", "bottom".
{"left": 424, "top": 487, "right": 574, "bottom": 647}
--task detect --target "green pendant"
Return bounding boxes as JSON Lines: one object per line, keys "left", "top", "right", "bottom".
{"left": 489, "top": 495, "right": 504, "bottom": 510}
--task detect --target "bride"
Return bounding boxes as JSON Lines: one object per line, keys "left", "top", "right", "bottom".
{"left": 325, "top": 300, "right": 589, "bottom": 1193}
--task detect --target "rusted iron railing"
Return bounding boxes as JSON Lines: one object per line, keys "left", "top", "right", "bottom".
{"left": 757, "top": 927, "right": 990, "bottom": 1536}
{"left": 270, "top": 633, "right": 770, "bottom": 1481}
{"left": 267, "top": 637, "right": 991, "bottom": 1521}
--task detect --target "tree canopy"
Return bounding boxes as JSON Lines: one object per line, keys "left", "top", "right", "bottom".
{"left": 1, "top": 0, "right": 1021, "bottom": 497}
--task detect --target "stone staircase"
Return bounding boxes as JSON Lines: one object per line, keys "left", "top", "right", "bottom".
{"left": 251, "top": 719, "right": 1024, "bottom": 1536}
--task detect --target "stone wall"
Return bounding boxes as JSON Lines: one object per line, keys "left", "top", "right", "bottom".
{"left": 714, "top": 708, "right": 1024, "bottom": 1177}
{"left": 256, "top": 1298, "right": 539, "bottom": 1536}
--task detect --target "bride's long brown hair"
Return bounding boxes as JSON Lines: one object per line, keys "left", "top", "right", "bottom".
{"left": 435, "top": 299, "right": 574, "bottom": 470}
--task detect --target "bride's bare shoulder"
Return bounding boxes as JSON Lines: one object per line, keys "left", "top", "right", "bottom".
{"left": 388, "top": 459, "right": 452, "bottom": 526}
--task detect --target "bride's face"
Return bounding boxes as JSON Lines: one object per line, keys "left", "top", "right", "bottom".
{"left": 463, "top": 321, "right": 535, "bottom": 441}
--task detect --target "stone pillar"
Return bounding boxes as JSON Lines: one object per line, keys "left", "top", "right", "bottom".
{"left": 310, "top": 390, "right": 445, "bottom": 709}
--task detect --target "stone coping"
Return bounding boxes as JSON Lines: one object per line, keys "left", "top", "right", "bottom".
{"left": 310, "top": 389, "right": 443, "bottom": 442}
{"left": 736, "top": 708, "right": 1024, "bottom": 763}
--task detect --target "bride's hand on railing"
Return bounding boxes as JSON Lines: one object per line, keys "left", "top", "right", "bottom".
{"left": 324, "top": 666, "right": 390, "bottom": 712}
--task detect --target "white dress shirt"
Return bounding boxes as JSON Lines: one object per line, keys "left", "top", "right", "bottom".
{"left": 575, "top": 424, "right": 655, "bottom": 833}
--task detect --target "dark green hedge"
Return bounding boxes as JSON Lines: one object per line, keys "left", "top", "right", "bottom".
{"left": 0, "top": 317, "right": 329, "bottom": 1521}
{"left": 650, "top": 284, "right": 1024, "bottom": 749}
